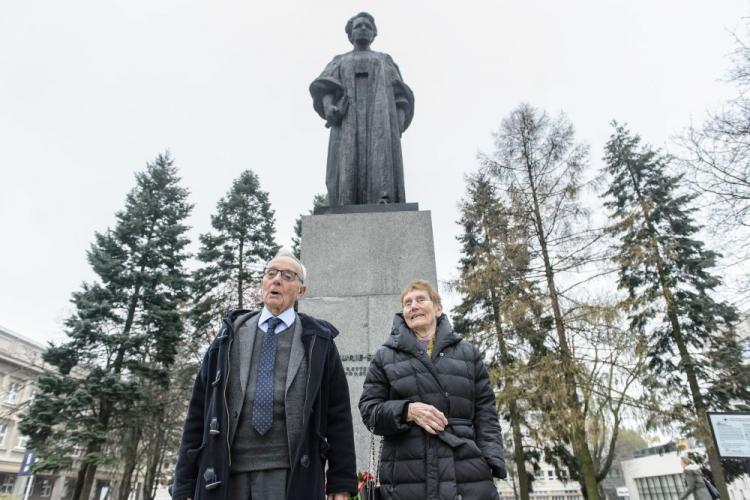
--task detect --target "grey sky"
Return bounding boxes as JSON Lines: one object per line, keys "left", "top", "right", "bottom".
{"left": 1, "top": 0, "right": 746, "bottom": 344}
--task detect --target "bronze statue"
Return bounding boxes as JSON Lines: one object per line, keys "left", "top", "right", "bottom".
{"left": 310, "top": 12, "right": 414, "bottom": 206}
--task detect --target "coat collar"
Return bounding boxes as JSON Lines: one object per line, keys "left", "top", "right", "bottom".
{"left": 298, "top": 312, "right": 340, "bottom": 339}
{"left": 220, "top": 309, "right": 340, "bottom": 341}
{"left": 385, "top": 313, "right": 462, "bottom": 354}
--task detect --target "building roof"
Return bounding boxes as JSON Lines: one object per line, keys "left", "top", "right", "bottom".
{"left": 0, "top": 324, "right": 48, "bottom": 351}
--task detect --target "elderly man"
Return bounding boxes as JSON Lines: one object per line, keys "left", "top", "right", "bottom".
{"left": 171, "top": 251, "right": 356, "bottom": 500}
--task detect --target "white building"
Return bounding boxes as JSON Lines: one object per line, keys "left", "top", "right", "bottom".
{"left": 497, "top": 462, "right": 583, "bottom": 500}
{"left": 621, "top": 443, "right": 750, "bottom": 500}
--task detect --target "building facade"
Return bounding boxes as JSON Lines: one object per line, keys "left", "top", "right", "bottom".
{"left": 0, "top": 325, "right": 122, "bottom": 500}
{"left": 497, "top": 462, "right": 584, "bottom": 500}
{"left": 621, "top": 443, "right": 750, "bottom": 500}
{"left": 0, "top": 324, "right": 47, "bottom": 500}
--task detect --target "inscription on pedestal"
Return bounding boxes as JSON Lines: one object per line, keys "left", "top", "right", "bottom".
{"left": 341, "top": 353, "right": 374, "bottom": 377}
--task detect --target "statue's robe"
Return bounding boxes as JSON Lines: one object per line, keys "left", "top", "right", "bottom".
{"left": 310, "top": 50, "right": 414, "bottom": 206}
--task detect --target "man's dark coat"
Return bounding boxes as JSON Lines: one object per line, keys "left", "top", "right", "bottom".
{"left": 171, "top": 310, "right": 357, "bottom": 500}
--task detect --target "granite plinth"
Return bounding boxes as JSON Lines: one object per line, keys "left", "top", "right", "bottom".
{"left": 313, "top": 202, "right": 418, "bottom": 215}
{"left": 299, "top": 210, "right": 437, "bottom": 298}
{"left": 298, "top": 209, "right": 437, "bottom": 471}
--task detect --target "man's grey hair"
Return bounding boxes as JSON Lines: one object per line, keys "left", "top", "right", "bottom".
{"left": 268, "top": 248, "right": 307, "bottom": 283}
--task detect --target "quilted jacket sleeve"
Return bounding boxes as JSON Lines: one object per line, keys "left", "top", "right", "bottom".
{"left": 359, "top": 349, "right": 413, "bottom": 436}
{"left": 472, "top": 345, "right": 507, "bottom": 479}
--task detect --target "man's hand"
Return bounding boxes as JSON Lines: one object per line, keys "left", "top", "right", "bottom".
{"left": 406, "top": 402, "right": 448, "bottom": 435}
{"left": 327, "top": 492, "right": 349, "bottom": 500}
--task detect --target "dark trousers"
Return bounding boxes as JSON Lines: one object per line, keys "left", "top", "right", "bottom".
{"left": 228, "top": 468, "right": 288, "bottom": 500}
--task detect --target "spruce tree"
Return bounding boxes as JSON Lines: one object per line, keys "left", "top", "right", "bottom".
{"left": 603, "top": 122, "right": 750, "bottom": 500}
{"left": 19, "top": 153, "right": 192, "bottom": 500}
{"left": 191, "top": 170, "right": 278, "bottom": 342}
{"left": 453, "top": 170, "right": 547, "bottom": 500}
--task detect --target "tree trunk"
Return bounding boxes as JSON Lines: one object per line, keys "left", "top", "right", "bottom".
{"left": 510, "top": 402, "right": 530, "bottom": 500}
{"left": 72, "top": 462, "right": 88, "bottom": 500}
{"left": 490, "top": 290, "right": 531, "bottom": 500}
{"left": 628, "top": 169, "right": 730, "bottom": 500}
{"left": 118, "top": 425, "right": 143, "bottom": 500}
{"left": 78, "top": 390, "right": 117, "bottom": 500}
{"left": 142, "top": 407, "right": 168, "bottom": 500}
{"left": 79, "top": 459, "right": 98, "bottom": 500}
{"left": 525, "top": 159, "right": 600, "bottom": 500}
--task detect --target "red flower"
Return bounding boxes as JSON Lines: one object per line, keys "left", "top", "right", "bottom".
{"left": 357, "top": 471, "right": 375, "bottom": 493}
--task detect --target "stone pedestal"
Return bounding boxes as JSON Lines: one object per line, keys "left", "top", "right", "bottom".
{"left": 299, "top": 208, "right": 437, "bottom": 471}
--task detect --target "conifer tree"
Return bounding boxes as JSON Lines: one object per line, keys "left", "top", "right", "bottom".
{"left": 19, "top": 153, "right": 192, "bottom": 500}
{"left": 191, "top": 170, "right": 278, "bottom": 342}
{"left": 482, "top": 103, "right": 603, "bottom": 499}
{"left": 453, "top": 170, "right": 547, "bottom": 500}
{"left": 603, "top": 122, "right": 750, "bottom": 500}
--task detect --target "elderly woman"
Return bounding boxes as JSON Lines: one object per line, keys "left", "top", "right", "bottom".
{"left": 678, "top": 455, "right": 716, "bottom": 500}
{"left": 359, "top": 279, "right": 506, "bottom": 500}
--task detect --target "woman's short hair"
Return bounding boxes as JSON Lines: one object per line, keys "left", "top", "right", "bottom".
{"left": 400, "top": 279, "right": 442, "bottom": 307}
{"left": 345, "top": 12, "right": 377, "bottom": 41}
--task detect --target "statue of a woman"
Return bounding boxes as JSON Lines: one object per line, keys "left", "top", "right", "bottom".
{"left": 310, "top": 12, "right": 414, "bottom": 206}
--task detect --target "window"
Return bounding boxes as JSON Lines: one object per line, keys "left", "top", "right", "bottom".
{"left": 16, "top": 434, "right": 29, "bottom": 449}
{"left": 0, "top": 423, "right": 8, "bottom": 447}
{"left": 547, "top": 470, "right": 555, "bottom": 479}
{"left": 6, "top": 382, "right": 20, "bottom": 404}
{"left": 635, "top": 474, "right": 684, "bottom": 500}
{"left": 39, "top": 479, "right": 52, "bottom": 497}
{"left": 535, "top": 469, "right": 545, "bottom": 479}
{"left": 0, "top": 474, "right": 13, "bottom": 494}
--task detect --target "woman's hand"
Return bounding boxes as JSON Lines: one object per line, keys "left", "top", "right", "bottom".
{"left": 406, "top": 402, "right": 448, "bottom": 435}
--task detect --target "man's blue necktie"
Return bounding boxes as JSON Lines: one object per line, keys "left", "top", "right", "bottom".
{"left": 252, "top": 316, "right": 283, "bottom": 436}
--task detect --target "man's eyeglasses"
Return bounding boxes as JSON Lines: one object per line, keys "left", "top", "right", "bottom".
{"left": 263, "top": 267, "right": 303, "bottom": 283}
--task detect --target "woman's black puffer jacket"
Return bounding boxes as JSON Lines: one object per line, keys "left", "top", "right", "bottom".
{"left": 359, "top": 313, "right": 506, "bottom": 500}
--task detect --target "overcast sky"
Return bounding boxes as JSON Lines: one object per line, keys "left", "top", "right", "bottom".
{"left": 1, "top": 0, "right": 747, "bottom": 345}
